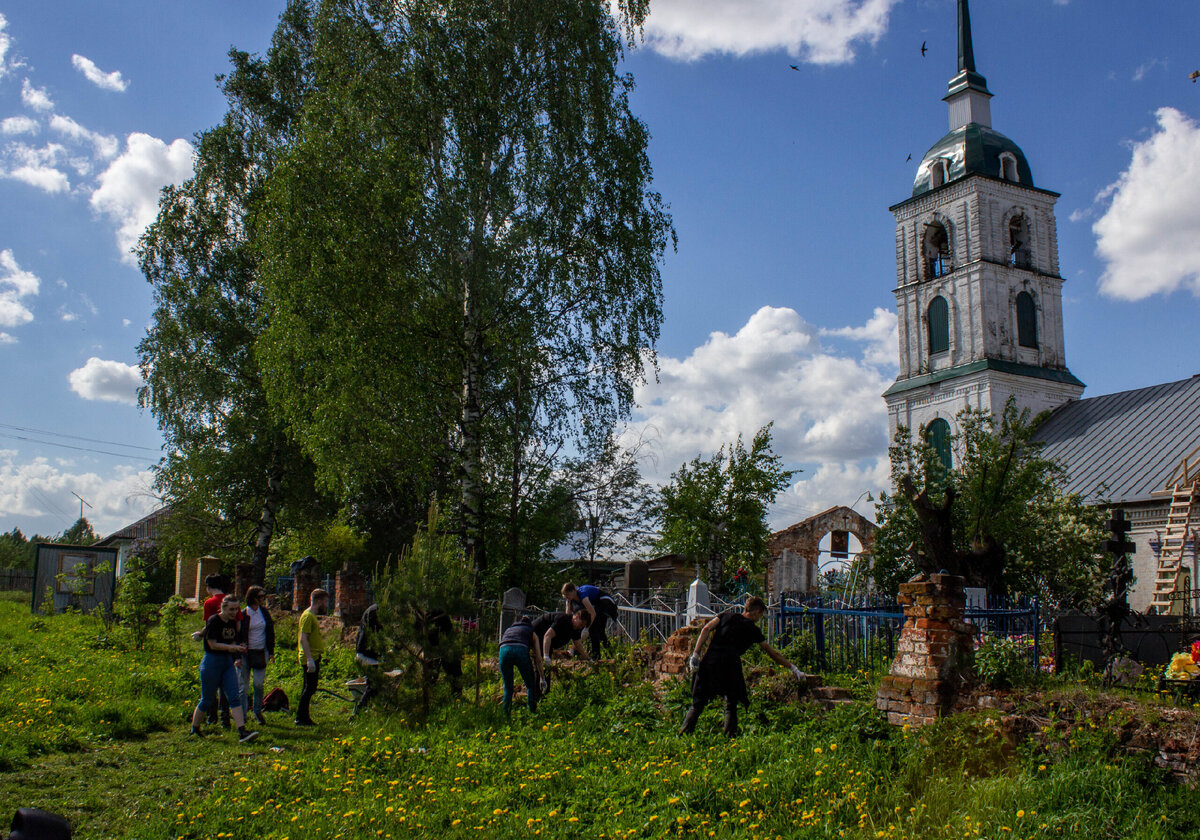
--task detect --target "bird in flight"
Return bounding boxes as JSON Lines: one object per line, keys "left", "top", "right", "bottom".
{"left": 906, "top": 154, "right": 912, "bottom": 162}
{"left": 789, "top": 64, "right": 800, "bottom": 71}
{"left": 921, "top": 41, "right": 928, "bottom": 57}
{"left": 1190, "top": 70, "right": 1200, "bottom": 83}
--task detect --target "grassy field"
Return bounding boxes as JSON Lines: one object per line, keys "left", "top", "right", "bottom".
{"left": 0, "top": 590, "right": 1196, "bottom": 839}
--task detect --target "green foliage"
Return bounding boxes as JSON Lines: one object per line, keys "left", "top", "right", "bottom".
{"left": 372, "top": 504, "right": 476, "bottom": 718}
{"left": 137, "top": 0, "right": 332, "bottom": 580}
{"left": 0, "top": 527, "right": 37, "bottom": 568}
{"left": 58, "top": 517, "right": 98, "bottom": 546}
{"left": 255, "top": 0, "right": 675, "bottom": 578}
{"left": 974, "top": 635, "right": 1036, "bottom": 689}
{"left": 158, "top": 595, "right": 188, "bottom": 663}
{"left": 655, "top": 424, "right": 796, "bottom": 590}
{"left": 564, "top": 432, "right": 656, "bottom": 569}
{"left": 113, "top": 556, "right": 156, "bottom": 651}
{"left": 872, "top": 400, "right": 1107, "bottom": 606}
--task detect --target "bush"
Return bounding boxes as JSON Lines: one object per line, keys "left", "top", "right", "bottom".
{"left": 975, "top": 634, "right": 1035, "bottom": 688}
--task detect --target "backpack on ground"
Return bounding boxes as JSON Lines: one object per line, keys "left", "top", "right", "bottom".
{"left": 262, "top": 687, "right": 289, "bottom": 712}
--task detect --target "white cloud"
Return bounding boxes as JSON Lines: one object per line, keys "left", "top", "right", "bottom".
{"left": 1132, "top": 58, "right": 1166, "bottom": 82}
{"left": 67, "top": 357, "right": 144, "bottom": 405}
{"left": 90, "top": 133, "right": 194, "bottom": 262}
{"left": 0, "top": 451, "right": 157, "bottom": 536}
{"left": 0, "top": 13, "right": 15, "bottom": 78}
{"left": 820, "top": 306, "right": 897, "bottom": 367}
{"left": 50, "top": 114, "right": 118, "bottom": 159}
{"left": 0, "top": 249, "right": 38, "bottom": 332}
{"left": 1093, "top": 108, "right": 1200, "bottom": 300}
{"left": 121, "top": 318, "right": 131, "bottom": 327}
{"left": 1, "top": 115, "right": 37, "bottom": 135}
{"left": 60, "top": 310, "right": 78, "bottom": 322}
{"left": 641, "top": 0, "right": 898, "bottom": 64}
{"left": 625, "top": 305, "right": 895, "bottom": 527}
{"left": 71, "top": 54, "right": 128, "bottom": 92}
{"left": 20, "top": 78, "right": 53, "bottom": 112}
{"left": 1, "top": 141, "right": 70, "bottom": 192}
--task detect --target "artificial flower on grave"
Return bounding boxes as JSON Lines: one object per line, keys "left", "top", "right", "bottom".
{"left": 1165, "top": 651, "right": 1200, "bottom": 681}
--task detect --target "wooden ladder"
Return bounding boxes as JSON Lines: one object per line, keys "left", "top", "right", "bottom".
{"left": 1150, "top": 453, "right": 1200, "bottom": 615}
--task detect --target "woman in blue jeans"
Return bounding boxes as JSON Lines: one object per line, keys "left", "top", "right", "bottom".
{"left": 498, "top": 615, "right": 544, "bottom": 715}
{"left": 191, "top": 595, "right": 259, "bottom": 743}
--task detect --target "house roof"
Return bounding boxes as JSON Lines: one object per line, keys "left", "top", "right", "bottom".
{"left": 97, "top": 506, "right": 170, "bottom": 546}
{"left": 1033, "top": 375, "right": 1200, "bottom": 505}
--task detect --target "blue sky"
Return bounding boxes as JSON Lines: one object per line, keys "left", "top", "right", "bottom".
{"left": 1, "top": 0, "right": 1198, "bottom": 538}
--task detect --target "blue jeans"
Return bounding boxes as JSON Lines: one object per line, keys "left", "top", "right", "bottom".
{"left": 240, "top": 655, "right": 266, "bottom": 715}
{"left": 498, "top": 645, "right": 540, "bottom": 714}
{"left": 197, "top": 653, "right": 243, "bottom": 714}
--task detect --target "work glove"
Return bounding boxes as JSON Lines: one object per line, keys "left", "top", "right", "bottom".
{"left": 789, "top": 665, "right": 805, "bottom": 680}
{"left": 539, "top": 676, "right": 550, "bottom": 695}
{"left": 580, "top": 628, "right": 590, "bottom": 639}
{"left": 688, "top": 653, "right": 700, "bottom": 671}
{"left": 306, "top": 658, "right": 317, "bottom": 673}
{"left": 543, "top": 654, "right": 551, "bottom": 666}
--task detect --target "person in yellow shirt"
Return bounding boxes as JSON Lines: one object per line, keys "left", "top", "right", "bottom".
{"left": 295, "top": 589, "right": 329, "bottom": 726}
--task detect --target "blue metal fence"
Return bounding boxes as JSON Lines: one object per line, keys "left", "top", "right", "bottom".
{"left": 773, "top": 592, "right": 1040, "bottom": 676}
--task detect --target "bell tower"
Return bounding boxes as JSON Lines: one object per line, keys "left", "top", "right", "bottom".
{"left": 883, "top": 0, "right": 1083, "bottom": 452}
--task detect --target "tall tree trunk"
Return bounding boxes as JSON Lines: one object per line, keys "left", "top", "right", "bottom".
{"left": 250, "top": 446, "right": 282, "bottom": 586}
{"left": 461, "top": 275, "right": 485, "bottom": 579}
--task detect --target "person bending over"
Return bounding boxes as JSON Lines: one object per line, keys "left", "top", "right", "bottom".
{"left": 497, "top": 615, "right": 544, "bottom": 715}
{"left": 681, "top": 596, "right": 805, "bottom": 737}
{"left": 561, "top": 582, "right": 618, "bottom": 658}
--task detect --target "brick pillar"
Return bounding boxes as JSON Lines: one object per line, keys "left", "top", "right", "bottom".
{"left": 876, "top": 573, "right": 975, "bottom": 727}
{"left": 194, "top": 556, "right": 221, "bottom": 601}
{"left": 293, "top": 565, "right": 322, "bottom": 613}
{"left": 335, "top": 562, "right": 369, "bottom": 627}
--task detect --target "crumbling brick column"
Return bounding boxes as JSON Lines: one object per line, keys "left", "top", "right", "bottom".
{"left": 876, "top": 573, "right": 975, "bottom": 727}
{"left": 293, "top": 565, "right": 322, "bottom": 613}
{"left": 654, "top": 618, "right": 708, "bottom": 678}
{"left": 335, "top": 562, "right": 369, "bottom": 627}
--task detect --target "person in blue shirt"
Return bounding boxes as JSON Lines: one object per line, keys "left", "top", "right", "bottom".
{"left": 562, "top": 582, "right": 619, "bottom": 659}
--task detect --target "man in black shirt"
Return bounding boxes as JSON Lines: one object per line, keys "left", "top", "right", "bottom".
{"left": 533, "top": 611, "right": 589, "bottom": 663}
{"left": 681, "top": 596, "right": 805, "bottom": 737}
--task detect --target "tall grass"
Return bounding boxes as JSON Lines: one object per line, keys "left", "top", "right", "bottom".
{"left": 0, "top": 596, "right": 1195, "bottom": 839}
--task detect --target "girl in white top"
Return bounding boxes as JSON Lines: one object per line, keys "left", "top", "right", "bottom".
{"left": 239, "top": 585, "right": 275, "bottom": 725}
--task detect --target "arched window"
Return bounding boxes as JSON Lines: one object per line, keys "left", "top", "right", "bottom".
{"left": 923, "top": 222, "right": 951, "bottom": 279}
{"left": 927, "top": 296, "right": 949, "bottom": 355}
{"left": 925, "top": 418, "right": 953, "bottom": 470}
{"left": 999, "top": 152, "right": 1019, "bottom": 183}
{"left": 929, "top": 159, "right": 949, "bottom": 188}
{"left": 1008, "top": 214, "right": 1031, "bottom": 269}
{"left": 1016, "top": 291, "right": 1038, "bottom": 349}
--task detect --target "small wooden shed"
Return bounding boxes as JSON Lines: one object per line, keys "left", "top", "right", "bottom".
{"left": 32, "top": 543, "right": 118, "bottom": 614}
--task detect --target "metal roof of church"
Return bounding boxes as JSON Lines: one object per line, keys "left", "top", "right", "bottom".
{"left": 1033, "top": 375, "right": 1200, "bottom": 505}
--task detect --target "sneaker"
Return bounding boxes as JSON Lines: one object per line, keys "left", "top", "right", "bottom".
{"left": 190, "top": 727, "right": 204, "bottom": 738}
{"left": 254, "top": 712, "right": 266, "bottom": 725}
{"left": 238, "top": 729, "right": 260, "bottom": 744}
{"left": 294, "top": 718, "right": 316, "bottom": 727}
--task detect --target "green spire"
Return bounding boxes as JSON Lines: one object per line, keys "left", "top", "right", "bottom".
{"left": 958, "top": 0, "right": 976, "bottom": 73}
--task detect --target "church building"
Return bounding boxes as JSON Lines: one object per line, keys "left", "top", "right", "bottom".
{"left": 882, "top": 0, "right": 1199, "bottom": 614}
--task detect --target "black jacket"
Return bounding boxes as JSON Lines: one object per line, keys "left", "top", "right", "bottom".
{"left": 237, "top": 604, "right": 276, "bottom": 656}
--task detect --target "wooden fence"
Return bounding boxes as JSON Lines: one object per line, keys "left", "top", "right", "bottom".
{"left": 0, "top": 567, "right": 35, "bottom": 592}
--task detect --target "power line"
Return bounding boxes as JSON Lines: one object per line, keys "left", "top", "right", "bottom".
{"left": 0, "top": 432, "right": 160, "bottom": 462}
{"left": 0, "top": 422, "right": 160, "bottom": 453}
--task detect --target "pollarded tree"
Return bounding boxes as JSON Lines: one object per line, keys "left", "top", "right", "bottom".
{"left": 871, "top": 400, "right": 1107, "bottom": 607}
{"left": 256, "top": 0, "right": 674, "bottom": 577}
{"left": 654, "top": 425, "right": 796, "bottom": 591}
{"left": 137, "top": 1, "right": 331, "bottom": 583}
